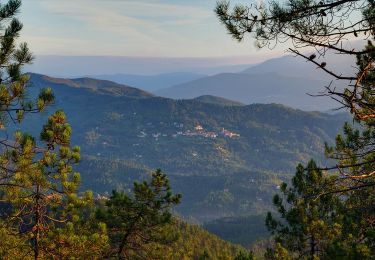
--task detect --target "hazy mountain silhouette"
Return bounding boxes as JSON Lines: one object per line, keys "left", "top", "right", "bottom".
{"left": 156, "top": 54, "right": 355, "bottom": 111}
{"left": 86, "top": 72, "right": 206, "bottom": 92}
{"left": 241, "top": 54, "right": 355, "bottom": 79}
{"left": 29, "top": 73, "right": 153, "bottom": 98}
{"left": 156, "top": 72, "right": 335, "bottom": 111}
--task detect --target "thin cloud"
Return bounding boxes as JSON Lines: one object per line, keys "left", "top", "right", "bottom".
{"left": 41, "top": 0, "right": 211, "bottom": 30}
{"left": 33, "top": 0, "right": 213, "bottom": 55}
{"left": 20, "top": 0, "right": 265, "bottom": 57}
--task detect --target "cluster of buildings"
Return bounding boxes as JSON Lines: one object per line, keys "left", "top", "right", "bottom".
{"left": 137, "top": 123, "right": 240, "bottom": 140}
{"left": 180, "top": 124, "right": 240, "bottom": 139}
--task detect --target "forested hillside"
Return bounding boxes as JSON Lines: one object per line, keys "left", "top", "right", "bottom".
{"left": 145, "top": 221, "right": 246, "bottom": 259}
{"left": 14, "top": 73, "right": 349, "bottom": 222}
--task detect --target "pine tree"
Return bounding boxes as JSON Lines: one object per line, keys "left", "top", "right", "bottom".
{"left": 215, "top": 1, "right": 375, "bottom": 180}
{"left": 0, "top": 111, "right": 85, "bottom": 259}
{"left": 40, "top": 190, "right": 109, "bottom": 259}
{"left": 234, "top": 251, "right": 256, "bottom": 260}
{"left": 96, "top": 169, "right": 181, "bottom": 259}
{"left": 0, "top": 2, "right": 183, "bottom": 258}
{"left": 0, "top": 0, "right": 55, "bottom": 191}
{"left": 216, "top": 1, "right": 375, "bottom": 256}
{"left": 265, "top": 160, "right": 343, "bottom": 259}
{"left": 0, "top": 0, "right": 53, "bottom": 130}
{"left": 323, "top": 123, "right": 375, "bottom": 257}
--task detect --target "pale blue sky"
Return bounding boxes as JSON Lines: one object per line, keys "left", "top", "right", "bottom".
{"left": 20, "top": 0, "right": 284, "bottom": 59}
{"left": 17, "top": 0, "right": 363, "bottom": 76}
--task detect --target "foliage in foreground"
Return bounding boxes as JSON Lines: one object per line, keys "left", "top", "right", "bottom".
{"left": 266, "top": 160, "right": 374, "bottom": 259}
{"left": 96, "top": 169, "right": 181, "bottom": 259}
{"left": 216, "top": 0, "right": 375, "bottom": 258}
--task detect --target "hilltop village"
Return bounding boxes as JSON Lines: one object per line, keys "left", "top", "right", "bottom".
{"left": 137, "top": 123, "right": 240, "bottom": 140}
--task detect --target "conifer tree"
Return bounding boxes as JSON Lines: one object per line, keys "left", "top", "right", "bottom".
{"left": 216, "top": 0, "right": 375, "bottom": 179}
{"left": 40, "top": 190, "right": 109, "bottom": 259}
{"left": 0, "top": 0, "right": 55, "bottom": 195}
{"left": 234, "top": 251, "right": 256, "bottom": 260}
{"left": 96, "top": 169, "right": 181, "bottom": 259}
{"left": 0, "top": 111, "right": 84, "bottom": 259}
{"left": 0, "top": 2, "right": 181, "bottom": 259}
{"left": 0, "top": 0, "right": 53, "bottom": 130}
{"left": 324, "top": 123, "right": 375, "bottom": 257}
{"left": 265, "top": 161, "right": 344, "bottom": 259}
{"left": 216, "top": 0, "right": 375, "bottom": 256}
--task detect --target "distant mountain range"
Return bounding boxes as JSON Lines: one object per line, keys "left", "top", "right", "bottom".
{"left": 241, "top": 53, "right": 355, "bottom": 79}
{"left": 56, "top": 54, "right": 355, "bottom": 112}
{"left": 155, "top": 55, "right": 353, "bottom": 111}
{"left": 27, "top": 55, "right": 255, "bottom": 77}
{"left": 17, "top": 73, "right": 349, "bottom": 222}
{"left": 156, "top": 72, "right": 333, "bottom": 111}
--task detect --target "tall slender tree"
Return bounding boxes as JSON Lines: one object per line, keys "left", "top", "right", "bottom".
{"left": 0, "top": 0, "right": 55, "bottom": 211}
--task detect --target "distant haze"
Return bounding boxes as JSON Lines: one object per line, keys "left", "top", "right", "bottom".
{"left": 23, "top": 50, "right": 359, "bottom": 112}
{"left": 156, "top": 54, "right": 355, "bottom": 111}
{"left": 25, "top": 55, "right": 272, "bottom": 77}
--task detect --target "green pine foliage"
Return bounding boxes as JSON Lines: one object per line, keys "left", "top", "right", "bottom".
{"left": 0, "top": 111, "right": 88, "bottom": 258}
{"left": 0, "top": 3, "right": 110, "bottom": 257}
{"left": 148, "top": 221, "right": 247, "bottom": 260}
{"left": 216, "top": 0, "right": 375, "bottom": 257}
{"left": 96, "top": 169, "right": 182, "bottom": 258}
{"left": 0, "top": 0, "right": 54, "bottom": 128}
{"left": 265, "top": 159, "right": 374, "bottom": 259}
{"left": 4, "top": 0, "right": 375, "bottom": 258}
{"left": 265, "top": 161, "right": 343, "bottom": 259}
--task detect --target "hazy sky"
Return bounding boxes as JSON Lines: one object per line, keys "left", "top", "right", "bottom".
{"left": 20, "top": 0, "right": 285, "bottom": 58}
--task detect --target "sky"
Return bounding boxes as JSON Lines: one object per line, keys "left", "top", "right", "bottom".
{"left": 19, "top": 0, "right": 289, "bottom": 75}
{"left": 20, "top": 0, "right": 286, "bottom": 58}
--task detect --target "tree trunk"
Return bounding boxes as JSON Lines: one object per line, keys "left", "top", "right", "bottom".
{"left": 34, "top": 184, "right": 41, "bottom": 260}
{"left": 310, "top": 234, "right": 315, "bottom": 260}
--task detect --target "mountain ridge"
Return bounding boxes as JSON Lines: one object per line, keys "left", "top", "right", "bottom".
{"left": 21, "top": 73, "right": 350, "bottom": 221}
{"left": 192, "top": 95, "right": 245, "bottom": 106}
{"left": 28, "top": 73, "right": 154, "bottom": 98}
{"left": 156, "top": 72, "right": 334, "bottom": 111}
